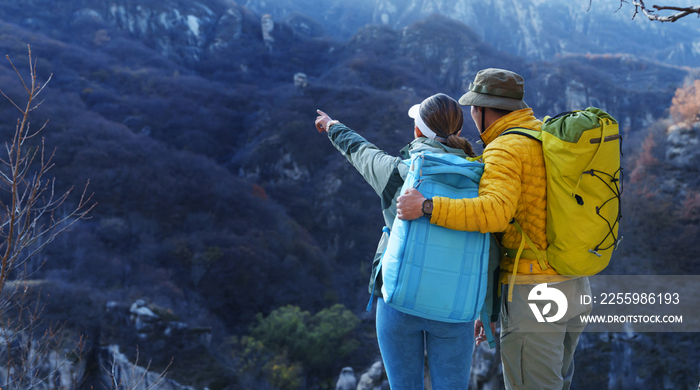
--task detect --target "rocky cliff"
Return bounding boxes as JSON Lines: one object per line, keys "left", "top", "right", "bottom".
{"left": 5, "top": 0, "right": 692, "bottom": 132}
{"left": 7, "top": 0, "right": 698, "bottom": 67}
{"left": 243, "top": 0, "right": 700, "bottom": 65}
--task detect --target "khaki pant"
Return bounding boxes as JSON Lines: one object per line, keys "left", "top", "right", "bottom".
{"left": 500, "top": 277, "right": 592, "bottom": 390}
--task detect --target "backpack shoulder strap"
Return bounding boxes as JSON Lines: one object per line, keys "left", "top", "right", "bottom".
{"left": 367, "top": 226, "right": 392, "bottom": 312}
{"left": 498, "top": 129, "right": 548, "bottom": 301}
{"left": 480, "top": 307, "right": 496, "bottom": 349}
{"left": 501, "top": 127, "right": 542, "bottom": 142}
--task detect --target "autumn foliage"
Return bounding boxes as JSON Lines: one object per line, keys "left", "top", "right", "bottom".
{"left": 671, "top": 79, "right": 700, "bottom": 124}
{"left": 630, "top": 131, "right": 659, "bottom": 185}
{"left": 679, "top": 190, "right": 700, "bottom": 221}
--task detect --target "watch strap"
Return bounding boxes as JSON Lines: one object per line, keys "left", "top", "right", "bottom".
{"left": 422, "top": 198, "right": 433, "bottom": 218}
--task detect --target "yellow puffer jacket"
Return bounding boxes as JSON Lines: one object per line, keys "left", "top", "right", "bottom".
{"left": 430, "top": 108, "right": 560, "bottom": 283}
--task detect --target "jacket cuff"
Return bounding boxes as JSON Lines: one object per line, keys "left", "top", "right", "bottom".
{"left": 430, "top": 196, "right": 442, "bottom": 225}
{"left": 327, "top": 122, "right": 342, "bottom": 136}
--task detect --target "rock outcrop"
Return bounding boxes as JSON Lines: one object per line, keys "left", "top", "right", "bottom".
{"left": 120, "top": 299, "right": 212, "bottom": 349}
{"left": 105, "top": 2, "right": 221, "bottom": 62}
{"left": 0, "top": 319, "right": 193, "bottom": 390}
{"left": 209, "top": 8, "right": 243, "bottom": 53}
{"left": 130, "top": 299, "right": 161, "bottom": 337}
{"left": 261, "top": 13, "right": 275, "bottom": 50}
{"left": 356, "top": 360, "right": 387, "bottom": 390}
{"left": 11, "top": 1, "right": 251, "bottom": 65}
{"left": 335, "top": 366, "right": 357, "bottom": 390}
{"left": 666, "top": 122, "right": 700, "bottom": 170}
{"left": 0, "top": 328, "right": 86, "bottom": 390}
{"left": 294, "top": 72, "right": 309, "bottom": 89}
{"left": 101, "top": 344, "right": 195, "bottom": 390}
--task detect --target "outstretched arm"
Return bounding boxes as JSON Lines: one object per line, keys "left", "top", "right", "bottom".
{"left": 315, "top": 110, "right": 406, "bottom": 199}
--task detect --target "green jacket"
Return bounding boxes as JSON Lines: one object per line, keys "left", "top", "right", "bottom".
{"left": 327, "top": 123, "right": 500, "bottom": 321}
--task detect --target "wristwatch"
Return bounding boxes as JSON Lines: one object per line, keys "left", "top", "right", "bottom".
{"left": 422, "top": 198, "right": 433, "bottom": 218}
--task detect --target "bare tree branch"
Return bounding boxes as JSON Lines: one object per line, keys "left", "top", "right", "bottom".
{"left": 0, "top": 45, "right": 94, "bottom": 287}
{"left": 5, "top": 53, "right": 29, "bottom": 95}
{"left": 103, "top": 346, "right": 172, "bottom": 390}
{"left": 621, "top": 0, "right": 700, "bottom": 22}
{"left": 31, "top": 74, "right": 52, "bottom": 100}
{"left": 0, "top": 90, "right": 24, "bottom": 114}
{"left": 0, "top": 44, "right": 94, "bottom": 390}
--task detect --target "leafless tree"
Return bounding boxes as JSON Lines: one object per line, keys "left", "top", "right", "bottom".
{"left": 0, "top": 45, "right": 175, "bottom": 390}
{"left": 627, "top": 0, "right": 700, "bottom": 22}
{"left": 102, "top": 346, "right": 173, "bottom": 390}
{"left": 0, "top": 46, "right": 95, "bottom": 290}
{"left": 0, "top": 45, "right": 95, "bottom": 389}
{"left": 592, "top": 0, "right": 700, "bottom": 22}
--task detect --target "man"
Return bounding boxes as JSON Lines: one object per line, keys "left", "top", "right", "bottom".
{"left": 396, "top": 68, "right": 592, "bottom": 390}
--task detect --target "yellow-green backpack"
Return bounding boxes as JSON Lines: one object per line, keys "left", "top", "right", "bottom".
{"left": 503, "top": 107, "right": 622, "bottom": 282}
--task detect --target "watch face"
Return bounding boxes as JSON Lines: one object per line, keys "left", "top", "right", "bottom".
{"left": 423, "top": 199, "right": 433, "bottom": 214}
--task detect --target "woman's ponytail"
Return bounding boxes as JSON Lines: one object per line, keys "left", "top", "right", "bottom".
{"left": 446, "top": 134, "right": 477, "bottom": 158}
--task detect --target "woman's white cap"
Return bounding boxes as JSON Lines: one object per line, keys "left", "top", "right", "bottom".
{"left": 408, "top": 103, "right": 441, "bottom": 140}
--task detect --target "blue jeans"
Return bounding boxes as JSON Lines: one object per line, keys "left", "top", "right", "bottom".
{"left": 376, "top": 298, "right": 474, "bottom": 390}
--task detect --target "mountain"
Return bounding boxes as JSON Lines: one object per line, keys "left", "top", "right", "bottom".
{"left": 8, "top": 0, "right": 699, "bottom": 67}
{"left": 17, "top": 0, "right": 682, "bottom": 134}
{"left": 243, "top": 0, "right": 700, "bottom": 66}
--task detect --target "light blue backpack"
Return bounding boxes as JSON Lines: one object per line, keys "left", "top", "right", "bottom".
{"left": 371, "top": 151, "right": 495, "bottom": 346}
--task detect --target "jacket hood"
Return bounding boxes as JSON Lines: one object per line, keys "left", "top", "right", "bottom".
{"left": 481, "top": 108, "right": 542, "bottom": 146}
{"left": 399, "top": 137, "right": 470, "bottom": 160}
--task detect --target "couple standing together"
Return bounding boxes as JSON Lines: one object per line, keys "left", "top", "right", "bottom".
{"left": 315, "top": 68, "right": 593, "bottom": 390}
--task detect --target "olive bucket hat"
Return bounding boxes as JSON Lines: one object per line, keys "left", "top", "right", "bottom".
{"left": 458, "top": 68, "right": 529, "bottom": 111}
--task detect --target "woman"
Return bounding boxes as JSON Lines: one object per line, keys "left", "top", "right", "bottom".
{"left": 314, "top": 93, "right": 478, "bottom": 389}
